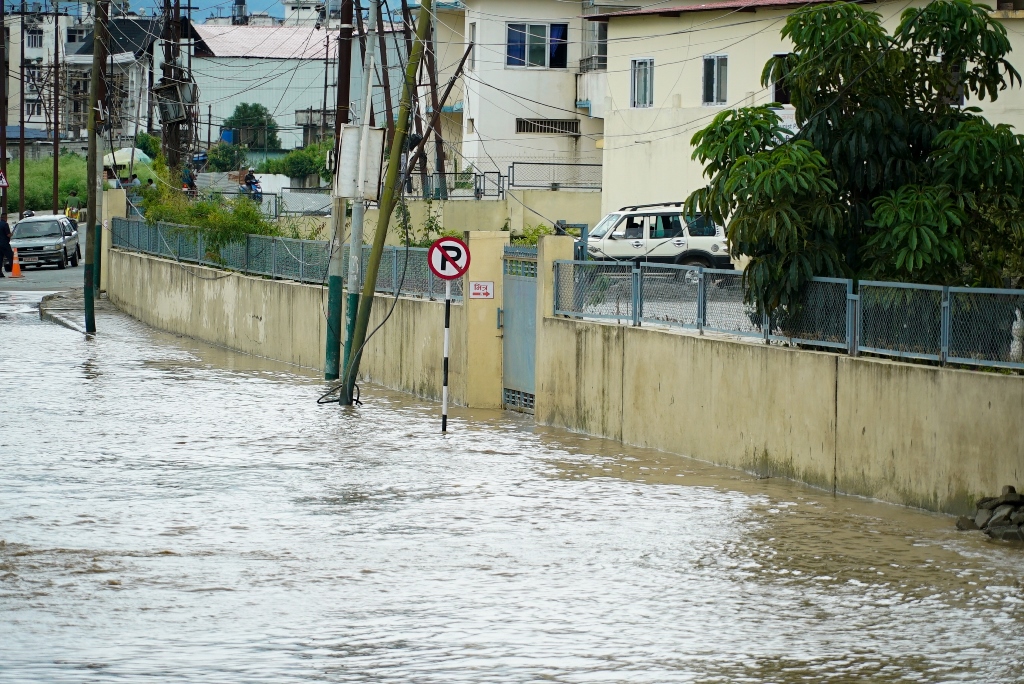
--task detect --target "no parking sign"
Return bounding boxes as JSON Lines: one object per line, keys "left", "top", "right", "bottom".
{"left": 427, "top": 237, "right": 471, "bottom": 434}
{"left": 427, "top": 237, "right": 470, "bottom": 280}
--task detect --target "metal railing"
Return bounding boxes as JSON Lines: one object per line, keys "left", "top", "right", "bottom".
{"left": 111, "top": 217, "right": 462, "bottom": 301}
{"left": 508, "top": 162, "right": 602, "bottom": 190}
{"left": 403, "top": 171, "right": 505, "bottom": 200}
{"left": 554, "top": 260, "right": 1024, "bottom": 370}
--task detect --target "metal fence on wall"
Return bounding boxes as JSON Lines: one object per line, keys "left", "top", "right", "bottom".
{"left": 508, "top": 163, "right": 602, "bottom": 190}
{"left": 403, "top": 172, "right": 505, "bottom": 200}
{"left": 111, "top": 218, "right": 462, "bottom": 301}
{"left": 554, "top": 260, "right": 1024, "bottom": 370}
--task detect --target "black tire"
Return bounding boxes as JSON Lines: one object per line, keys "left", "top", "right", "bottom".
{"left": 679, "top": 256, "right": 713, "bottom": 269}
{"left": 70, "top": 247, "right": 79, "bottom": 267}
{"left": 75, "top": 244, "right": 81, "bottom": 259}
{"left": 57, "top": 249, "right": 68, "bottom": 269}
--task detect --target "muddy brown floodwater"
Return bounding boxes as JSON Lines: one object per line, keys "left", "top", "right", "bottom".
{"left": 1, "top": 289, "right": 1023, "bottom": 683}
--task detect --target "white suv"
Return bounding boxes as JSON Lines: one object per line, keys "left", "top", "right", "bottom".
{"left": 581, "top": 202, "right": 733, "bottom": 269}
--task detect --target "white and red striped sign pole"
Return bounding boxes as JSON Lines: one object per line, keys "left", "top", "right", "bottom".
{"left": 427, "top": 237, "right": 471, "bottom": 433}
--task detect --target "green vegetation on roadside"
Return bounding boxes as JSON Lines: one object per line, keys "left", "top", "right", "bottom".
{"left": 685, "top": 0, "right": 1024, "bottom": 316}
{"left": 142, "top": 158, "right": 280, "bottom": 254}
{"left": 5, "top": 153, "right": 89, "bottom": 215}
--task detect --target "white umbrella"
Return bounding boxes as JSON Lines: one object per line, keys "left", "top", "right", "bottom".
{"left": 102, "top": 147, "right": 152, "bottom": 166}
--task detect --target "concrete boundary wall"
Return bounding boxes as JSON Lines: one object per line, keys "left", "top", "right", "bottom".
{"left": 105, "top": 230, "right": 509, "bottom": 409}
{"left": 531, "top": 234, "right": 1024, "bottom": 514}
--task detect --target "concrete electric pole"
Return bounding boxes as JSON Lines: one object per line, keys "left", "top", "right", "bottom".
{"left": 324, "top": 0, "right": 353, "bottom": 381}
{"left": 84, "top": 0, "right": 108, "bottom": 333}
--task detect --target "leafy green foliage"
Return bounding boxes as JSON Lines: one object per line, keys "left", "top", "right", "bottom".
{"left": 511, "top": 222, "right": 554, "bottom": 246}
{"left": 135, "top": 132, "right": 161, "bottom": 161}
{"left": 223, "top": 103, "right": 281, "bottom": 150}
{"left": 257, "top": 139, "right": 334, "bottom": 182}
{"left": 688, "top": 0, "right": 1024, "bottom": 313}
{"left": 3, "top": 153, "right": 110, "bottom": 214}
{"left": 207, "top": 142, "right": 250, "bottom": 172}
{"left": 142, "top": 157, "right": 279, "bottom": 254}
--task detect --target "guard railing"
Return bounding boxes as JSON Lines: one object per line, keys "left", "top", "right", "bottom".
{"left": 554, "top": 260, "right": 1024, "bottom": 370}
{"left": 111, "top": 217, "right": 462, "bottom": 301}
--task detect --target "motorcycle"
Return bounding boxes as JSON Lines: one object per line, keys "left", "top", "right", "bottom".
{"left": 239, "top": 180, "right": 263, "bottom": 204}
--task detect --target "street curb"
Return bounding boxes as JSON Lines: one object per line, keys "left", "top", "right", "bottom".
{"left": 39, "top": 290, "right": 88, "bottom": 334}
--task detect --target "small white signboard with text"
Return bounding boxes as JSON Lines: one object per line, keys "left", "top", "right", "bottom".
{"left": 469, "top": 281, "right": 494, "bottom": 299}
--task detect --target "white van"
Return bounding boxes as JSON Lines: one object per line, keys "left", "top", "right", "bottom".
{"left": 580, "top": 201, "right": 733, "bottom": 269}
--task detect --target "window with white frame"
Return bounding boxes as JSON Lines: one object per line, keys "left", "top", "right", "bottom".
{"left": 27, "top": 100, "right": 42, "bottom": 116}
{"left": 703, "top": 55, "right": 727, "bottom": 105}
{"left": 631, "top": 58, "right": 653, "bottom": 108}
{"left": 27, "top": 29, "right": 43, "bottom": 49}
{"left": 506, "top": 23, "right": 568, "bottom": 69}
{"left": 469, "top": 22, "right": 476, "bottom": 70}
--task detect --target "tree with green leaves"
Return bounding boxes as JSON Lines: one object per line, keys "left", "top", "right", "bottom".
{"left": 207, "top": 142, "right": 249, "bottom": 172}
{"left": 223, "top": 103, "right": 281, "bottom": 150}
{"left": 685, "top": 0, "right": 1024, "bottom": 316}
{"left": 136, "top": 132, "right": 161, "bottom": 161}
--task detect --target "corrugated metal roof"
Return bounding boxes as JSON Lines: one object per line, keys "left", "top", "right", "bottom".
{"left": 192, "top": 24, "right": 340, "bottom": 59}
{"left": 588, "top": 0, "right": 842, "bottom": 19}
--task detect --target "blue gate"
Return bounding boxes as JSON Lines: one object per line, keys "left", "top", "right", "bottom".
{"left": 501, "top": 246, "right": 538, "bottom": 411}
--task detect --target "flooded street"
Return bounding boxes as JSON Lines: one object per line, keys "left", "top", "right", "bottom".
{"left": 2, "top": 289, "right": 1023, "bottom": 683}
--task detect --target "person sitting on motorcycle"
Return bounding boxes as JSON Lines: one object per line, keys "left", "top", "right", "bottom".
{"left": 244, "top": 167, "right": 258, "bottom": 192}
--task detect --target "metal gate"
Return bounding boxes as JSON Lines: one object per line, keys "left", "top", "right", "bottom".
{"left": 501, "top": 246, "right": 538, "bottom": 411}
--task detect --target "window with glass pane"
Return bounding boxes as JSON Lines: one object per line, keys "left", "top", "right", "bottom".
{"left": 703, "top": 55, "right": 727, "bottom": 104}
{"left": 549, "top": 23, "right": 568, "bottom": 68}
{"left": 631, "top": 58, "right": 653, "bottom": 108}
{"left": 527, "top": 24, "right": 547, "bottom": 67}
{"left": 507, "top": 24, "right": 526, "bottom": 66}
{"left": 469, "top": 23, "right": 476, "bottom": 70}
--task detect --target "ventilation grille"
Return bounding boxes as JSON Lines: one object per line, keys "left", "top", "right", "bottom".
{"left": 503, "top": 388, "right": 536, "bottom": 412}
{"left": 516, "top": 118, "right": 581, "bottom": 135}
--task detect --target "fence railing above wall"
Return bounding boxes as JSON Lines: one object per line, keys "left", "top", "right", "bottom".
{"left": 553, "top": 260, "right": 1024, "bottom": 371}
{"left": 111, "top": 217, "right": 462, "bottom": 301}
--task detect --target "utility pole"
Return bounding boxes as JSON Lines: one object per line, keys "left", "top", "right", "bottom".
{"left": 19, "top": 0, "right": 26, "bottom": 217}
{"left": 324, "top": 0, "right": 352, "bottom": 380}
{"left": 1, "top": 0, "right": 8, "bottom": 217}
{"left": 85, "top": 0, "right": 108, "bottom": 333}
{"left": 160, "top": 0, "right": 179, "bottom": 167}
{"left": 52, "top": 0, "right": 59, "bottom": 215}
{"left": 342, "top": 0, "right": 434, "bottom": 402}
{"left": 338, "top": 0, "right": 379, "bottom": 399}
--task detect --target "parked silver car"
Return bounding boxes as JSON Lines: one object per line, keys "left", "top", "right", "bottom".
{"left": 10, "top": 215, "right": 80, "bottom": 269}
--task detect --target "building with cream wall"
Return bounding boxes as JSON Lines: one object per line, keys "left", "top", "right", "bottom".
{"left": 596, "top": 0, "right": 1024, "bottom": 213}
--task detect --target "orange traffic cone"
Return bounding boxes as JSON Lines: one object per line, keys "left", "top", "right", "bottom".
{"left": 9, "top": 247, "right": 24, "bottom": 278}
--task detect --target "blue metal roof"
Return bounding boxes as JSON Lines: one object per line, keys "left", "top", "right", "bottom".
{"left": 4, "top": 126, "right": 50, "bottom": 141}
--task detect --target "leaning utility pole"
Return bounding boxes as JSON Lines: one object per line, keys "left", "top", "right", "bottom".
{"left": 19, "top": 0, "right": 26, "bottom": 217}
{"left": 338, "top": 0, "right": 380, "bottom": 398}
{"left": 342, "top": 0, "right": 433, "bottom": 402}
{"left": 324, "top": 0, "right": 353, "bottom": 381}
{"left": 52, "top": 0, "right": 60, "bottom": 215}
{"left": 1, "top": 0, "right": 7, "bottom": 216}
{"left": 85, "top": 0, "right": 109, "bottom": 333}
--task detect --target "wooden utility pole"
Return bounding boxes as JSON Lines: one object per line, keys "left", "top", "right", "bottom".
{"left": 1, "top": 0, "right": 8, "bottom": 216}
{"left": 85, "top": 0, "right": 109, "bottom": 333}
{"left": 19, "top": 0, "right": 26, "bottom": 217}
{"left": 324, "top": 0, "right": 353, "bottom": 380}
{"left": 342, "top": 0, "right": 433, "bottom": 402}
{"left": 160, "top": 0, "right": 180, "bottom": 167}
{"left": 423, "top": 16, "right": 446, "bottom": 199}
{"left": 375, "top": 0, "right": 393, "bottom": 141}
{"left": 52, "top": 0, "right": 59, "bottom": 215}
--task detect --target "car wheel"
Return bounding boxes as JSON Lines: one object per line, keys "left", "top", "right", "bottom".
{"left": 57, "top": 249, "right": 68, "bottom": 269}
{"left": 70, "top": 247, "right": 79, "bottom": 267}
{"left": 75, "top": 244, "right": 82, "bottom": 259}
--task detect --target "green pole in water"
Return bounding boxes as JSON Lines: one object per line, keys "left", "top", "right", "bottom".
{"left": 84, "top": 0, "right": 109, "bottom": 334}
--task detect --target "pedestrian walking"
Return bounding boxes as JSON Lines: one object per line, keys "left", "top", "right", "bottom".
{"left": 64, "top": 190, "right": 83, "bottom": 221}
{"left": 0, "top": 214, "right": 13, "bottom": 277}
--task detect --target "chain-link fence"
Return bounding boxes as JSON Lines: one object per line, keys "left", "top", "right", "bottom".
{"left": 112, "top": 217, "right": 462, "bottom": 301}
{"left": 553, "top": 260, "right": 1024, "bottom": 369}
{"left": 509, "top": 163, "right": 602, "bottom": 190}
